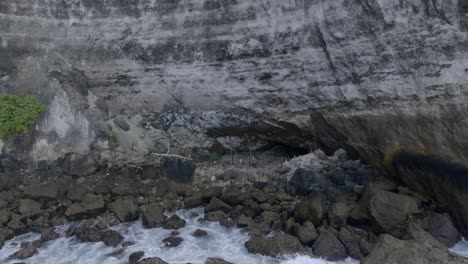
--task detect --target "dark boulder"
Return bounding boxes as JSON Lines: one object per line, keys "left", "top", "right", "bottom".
{"left": 205, "top": 197, "right": 232, "bottom": 213}
{"left": 297, "top": 221, "right": 318, "bottom": 245}
{"left": 10, "top": 242, "right": 37, "bottom": 259}
{"left": 18, "top": 199, "right": 42, "bottom": 218}
{"left": 192, "top": 229, "right": 208, "bottom": 237}
{"left": 244, "top": 234, "right": 308, "bottom": 257}
{"left": 102, "top": 230, "right": 124, "bottom": 247}
{"left": 24, "top": 182, "right": 60, "bottom": 200}
{"left": 137, "top": 257, "right": 168, "bottom": 264}
{"left": 312, "top": 229, "right": 347, "bottom": 261}
{"left": 338, "top": 227, "right": 363, "bottom": 260}
{"left": 162, "top": 236, "right": 183, "bottom": 247}
{"left": 205, "top": 210, "right": 227, "bottom": 222}
{"left": 65, "top": 194, "right": 106, "bottom": 220}
{"left": 289, "top": 168, "right": 326, "bottom": 194}
{"left": 163, "top": 214, "right": 186, "bottom": 230}
{"left": 129, "top": 251, "right": 145, "bottom": 264}
{"left": 205, "top": 257, "right": 233, "bottom": 264}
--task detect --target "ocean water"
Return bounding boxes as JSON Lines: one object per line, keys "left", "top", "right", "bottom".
{"left": 451, "top": 239, "right": 468, "bottom": 258}
{"left": 0, "top": 208, "right": 357, "bottom": 264}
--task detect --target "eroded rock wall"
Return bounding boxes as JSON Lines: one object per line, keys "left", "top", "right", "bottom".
{"left": 0, "top": 0, "right": 467, "bottom": 168}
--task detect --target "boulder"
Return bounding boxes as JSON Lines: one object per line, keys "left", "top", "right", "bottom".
{"left": 10, "top": 242, "right": 37, "bottom": 259}
{"left": 24, "top": 182, "right": 60, "bottom": 200}
{"left": 245, "top": 234, "right": 308, "bottom": 257}
{"left": 60, "top": 152, "right": 99, "bottom": 177}
{"left": 349, "top": 187, "right": 419, "bottom": 233}
{"left": 338, "top": 227, "right": 363, "bottom": 260}
{"left": 289, "top": 168, "right": 326, "bottom": 194}
{"left": 67, "top": 184, "right": 88, "bottom": 201}
{"left": 416, "top": 212, "right": 461, "bottom": 248}
{"left": 192, "top": 229, "right": 208, "bottom": 237}
{"left": 184, "top": 192, "right": 206, "bottom": 208}
{"left": 18, "top": 199, "right": 42, "bottom": 218}
{"left": 110, "top": 196, "right": 139, "bottom": 223}
{"left": 297, "top": 221, "right": 318, "bottom": 245}
{"left": 363, "top": 235, "right": 468, "bottom": 264}
{"left": 140, "top": 203, "right": 166, "bottom": 228}
{"left": 205, "top": 257, "right": 233, "bottom": 264}
{"left": 236, "top": 214, "right": 252, "bottom": 227}
{"left": 205, "top": 210, "right": 227, "bottom": 222}
{"left": 102, "top": 230, "right": 124, "bottom": 247}
{"left": 137, "top": 257, "right": 168, "bottom": 264}
{"left": 329, "top": 202, "right": 350, "bottom": 228}
{"left": 65, "top": 194, "right": 106, "bottom": 220}
{"left": 205, "top": 197, "right": 232, "bottom": 213}
{"left": 163, "top": 214, "right": 186, "bottom": 230}
{"left": 294, "top": 193, "right": 325, "bottom": 225}
{"left": 0, "top": 228, "right": 14, "bottom": 249}
{"left": 312, "top": 229, "right": 347, "bottom": 261}
{"left": 68, "top": 226, "right": 103, "bottom": 242}
{"left": 162, "top": 236, "right": 183, "bottom": 247}
{"left": 38, "top": 228, "right": 60, "bottom": 244}
{"left": 129, "top": 251, "right": 145, "bottom": 264}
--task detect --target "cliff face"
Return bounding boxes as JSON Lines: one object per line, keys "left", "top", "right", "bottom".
{"left": 0, "top": 0, "right": 467, "bottom": 167}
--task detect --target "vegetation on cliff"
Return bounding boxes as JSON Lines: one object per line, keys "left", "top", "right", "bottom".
{"left": 0, "top": 93, "right": 45, "bottom": 139}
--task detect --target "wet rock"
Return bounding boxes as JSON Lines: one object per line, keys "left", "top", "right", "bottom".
{"left": 363, "top": 234, "right": 467, "bottom": 264}
{"left": 326, "top": 168, "right": 347, "bottom": 186}
{"left": 69, "top": 226, "right": 103, "bottom": 242}
{"left": 162, "top": 236, "right": 183, "bottom": 247}
{"left": 220, "top": 188, "right": 251, "bottom": 206}
{"left": 18, "top": 199, "right": 42, "bottom": 218}
{"left": 338, "top": 227, "right": 363, "bottom": 260}
{"left": 163, "top": 214, "right": 186, "bottom": 230}
{"left": 205, "top": 197, "right": 232, "bottom": 213}
{"left": 65, "top": 194, "right": 106, "bottom": 220}
{"left": 312, "top": 229, "right": 347, "bottom": 261}
{"left": 140, "top": 203, "right": 166, "bottom": 228}
{"left": 416, "top": 212, "right": 461, "bottom": 248}
{"left": 107, "top": 248, "right": 125, "bottom": 258}
{"left": 205, "top": 257, "right": 234, "bottom": 264}
{"left": 192, "top": 229, "right": 208, "bottom": 237}
{"left": 110, "top": 196, "right": 139, "bottom": 223}
{"left": 405, "top": 222, "right": 444, "bottom": 247}
{"left": 349, "top": 187, "right": 419, "bottom": 233}
{"left": 7, "top": 213, "right": 27, "bottom": 234}
{"left": 236, "top": 214, "right": 252, "bottom": 227}
{"left": 24, "top": 182, "right": 59, "bottom": 200}
{"left": 244, "top": 234, "right": 308, "bottom": 257}
{"left": 137, "top": 257, "right": 168, "bottom": 264}
{"left": 0, "top": 228, "right": 14, "bottom": 249}
{"left": 60, "top": 153, "right": 99, "bottom": 177}
{"left": 297, "top": 221, "right": 318, "bottom": 245}
{"left": 205, "top": 210, "right": 227, "bottom": 222}
{"left": 129, "top": 251, "right": 145, "bottom": 264}
{"left": 114, "top": 116, "right": 130, "bottom": 131}
{"left": 10, "top": 242, "right": 37, "bottom": 259}
{"left": 294, "top": 193, "right": 325, "bottom": 225}
{"left": 289, "top": 168, "right": 326, "bottom": 194}
{"left": 184, "top": 192, "right": 206, "bottom": 208}
{"left": 39, "top": 228, "right": 60, "bottom": 244}
{"left": 102, "top": 230, "right": 124, "bottom": 247}
{"left": 342, "top": 160, "right": 361, "bottom": 170}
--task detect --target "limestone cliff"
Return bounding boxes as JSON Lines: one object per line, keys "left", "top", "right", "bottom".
{"left": 0, "top": 0, "right": 467, "bottom": 167}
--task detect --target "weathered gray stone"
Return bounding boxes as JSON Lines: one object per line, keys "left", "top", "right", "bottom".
{"left": 245, "top": 234, "right": 308, "bottom": 257}
{"left": 18, "top": 199, "right": 42, "bottom": 218}
{"left": 363, "top": 235, "right": 468, "bottom": 264}
{"left": 24, "top": 182, "right": 59, "bottom": 200}
{"left": 297, "top": 221, "right": 318, "bottom": 245}
{"left": 312, "top": 229, "right": 347, "bottom": 261}
{"left": 205, "top": 257, "right": 233, "bottom": 264}
{"left": 110, "top": 196, "right": 139, "bottom": 223}
{"left": 140, "top": 203, "right": 166, "bottom": 228}
{"left": 294, "top": 193, "right": 325, "bottom": 225}
{"left": 65, "top": 194, "right": 106, "bottom": 220}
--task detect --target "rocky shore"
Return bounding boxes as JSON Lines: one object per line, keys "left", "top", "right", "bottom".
{"left": 0, "top": 149, "right": 467, "bottom": 264}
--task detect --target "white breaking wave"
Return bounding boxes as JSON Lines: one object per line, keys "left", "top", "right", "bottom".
{"left": 451, "top": 239, "right": 468, "bottom": 258}
{"left": 0, "top": 208, "right": 357, "bottom": 264}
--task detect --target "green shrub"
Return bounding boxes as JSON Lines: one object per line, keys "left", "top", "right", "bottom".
{"left": 210, "top": 152, "right": 220, "bottom": 161}
{"left": 0, "top": 93, "right": 45, "bottom": 139}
